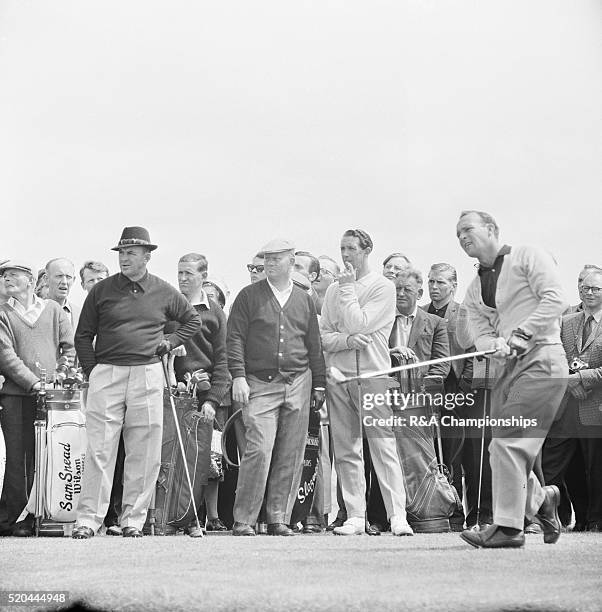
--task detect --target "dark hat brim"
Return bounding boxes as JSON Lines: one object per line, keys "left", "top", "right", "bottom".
{"left": 111, "top": 242, "right": 158, "bottom": 252}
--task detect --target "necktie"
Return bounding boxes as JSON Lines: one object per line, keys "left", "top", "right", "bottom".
{"left": 582, "top": 315, "right": 594, "bottom": 346}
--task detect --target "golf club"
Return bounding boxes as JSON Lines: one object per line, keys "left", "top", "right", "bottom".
{"left": 473, "top": 357, "right": 491, "bottom": 531}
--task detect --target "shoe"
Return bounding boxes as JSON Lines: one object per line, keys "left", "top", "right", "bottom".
{"left": 334, "top": 517, "right": 365, "bottom": 536}
{"left": 122, "top": 526, "right": 143, "bottom": 538}
{"left": 524, "top": 521, "right": 543, "bottom": 535}
{"left": 184, "top": 523, "right": 206, "bottom": 536}
{"left": 460, "top": 524, "right": 525, "bottom": 549}
{"left": 106, "top": 525, "right": 122, "bottom": 536}
{"left": 535, "top": 485, "right": 561, "bottom": 544}
{"left": 390, "top": 515, "right": 414, "bottom": 537}
{"left": 232, "top": 522, "right": 256, "bottom": 536}
{"left": 586, "top": 521, "right": 602, "bottom": 532}
{"left": 267, "top": 523, "right": 295, "bottom": 536}
{"left": 302, "top": 523, "right": 323, "bottom": 534}
{"left": 572, "top": 522, "right": 587, "bottom": 532}
{"left": 72, "top": 526, "right": 95, "bottom": 539}
{"left": 12, "top": 516, "right": 34, "bottom": 537}
{"left": 206, "top": 518, "right": 228, "bottom": 532}
{"left": 366, "top": 523, "right": 381, "bottom": 536}
{"left": 326, "top": 517, "right": 346, "bottom": 532}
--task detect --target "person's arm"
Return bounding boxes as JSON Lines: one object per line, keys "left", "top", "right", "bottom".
{"left": 205, "top": 306, "right": 230, "bottom": 408}
{"left": 0, "top": 316, "right": 39, "bottom": 391}
{"left": 320, "top": 284, "right": 351, "bottom": 353}
{"left": 226, "top": 290, "right": 249, "bottom": 380}
{"left": 305, "top": 296, "right": 326, "bottom": 388}
{"left": 166, "top": 292, "right": 202, "bottom": 348}
{"left": 58, "top": 308, "right": 76, "bottom": 365}
{"left": 338, "top": 280, "right": 394, "bottom": 336}
{"left": 519, "top": 246, "right": 568, "bottom": 337}
{"left": 463, "top": 281, "right": 499, "bottom": 353}
{"left": 75, "top": 286, "right": 99, "bottom": 377}
{"left": 426, "top": 317, "right": 451, "bottom": 378}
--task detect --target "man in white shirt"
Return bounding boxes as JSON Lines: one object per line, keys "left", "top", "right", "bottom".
{"left": 45, "top": 258, "right": 81, "bottom": 331}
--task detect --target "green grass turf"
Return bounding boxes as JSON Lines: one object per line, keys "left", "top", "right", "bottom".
{"left": 1, "top": 531, "right": 601, "bottom": 612}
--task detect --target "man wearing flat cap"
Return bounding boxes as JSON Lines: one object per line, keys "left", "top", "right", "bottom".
{"left": 0, "top": 260, "right": 75, "bottom": 536}
{"left": 227, "top": 239, "right": 326, "bottom": 536}
{"left": 72, "top": 226, "right": 201, "bottom": 539}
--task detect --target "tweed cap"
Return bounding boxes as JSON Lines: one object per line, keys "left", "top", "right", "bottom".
{"left": 0, "top": 260, "right": 38, "bottom": 279}
{"left": 258, "top": 239, "right": 295, "bottom": 255}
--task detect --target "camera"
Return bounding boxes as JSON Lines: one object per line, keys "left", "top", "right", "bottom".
{"left": 569, "top": 357, "right": 589, "bottom": 374}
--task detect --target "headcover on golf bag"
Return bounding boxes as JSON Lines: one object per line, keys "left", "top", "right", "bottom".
{"left": 147, "top": 391, "right": 212, "bottom": 535}
{"left": 0, "top": 414, "right": 5, "bottom": 501}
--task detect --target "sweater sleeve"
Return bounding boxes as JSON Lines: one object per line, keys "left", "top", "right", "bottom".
{"left": 305, "top": 296, "right": 326, "bottom": 388}
{"left": 426, "top": 317, "right": 451, "bottom": 378}
{"left": 205, "top": 306, "right": 230, "bottom": 407}
{"left": 0, "top": 314, "right": 39, "bottom": 392}
{"left": 165, "top": 291, "right": 202, "bottom": 348}
{"left": 518, "top": 246, "right": 568, "bottom": 337}
{"left": 338, "top": 279, "right": 395, "bottom": 335}
{"left": 462, "top": 280, "right": 499, "bottom": 352}
{"left": 75, "top": 286, "right": 99, "bottom": 377}
{"left": 320, "top": 284, "right": 351, "bottom": 353}
{"left": 227, "top": 289, "right": 250, "bottom": 379}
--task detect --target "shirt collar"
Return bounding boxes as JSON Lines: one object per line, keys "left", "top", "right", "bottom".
{"left": 8, "top": 295, "right": 46, "bottom": 311}
{"left": 585, "top": 308, "right": 602, "bottom": 324}
{"left": 117, "top": 271, "right": 150, "bottom": 291}
{"left": 397, "top": 305, "right": 418, "bottom": 320}
{"left": 478, "top": 244, "right": 512, "bottom": 275}
{"left": 190, "top": 289, "right": 210, "bottom": 309}
{"left": 267, "top": 278, "right": 293, "bottom": 295}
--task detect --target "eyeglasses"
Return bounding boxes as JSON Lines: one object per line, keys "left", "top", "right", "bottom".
{"left": 320, "top": 269, "right": 336, "bottom": 278}
{"left": 582, "top": 286, "right": 602, "bottom": 294}
{"left": 247, "top": 264, "right": 264, "bottom": 274}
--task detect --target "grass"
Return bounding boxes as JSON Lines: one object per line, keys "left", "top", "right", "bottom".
{"left": 1, "top": 531, "right": 601, "bottom": 612}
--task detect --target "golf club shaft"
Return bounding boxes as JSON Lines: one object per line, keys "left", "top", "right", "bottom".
{"left": 475, "top": 358, "right": 490, "bottom": 528}
{"left": 161, "top": 357, "right": 204, "bottom": 537}
{"left": 337, "top": 349, "right": 496, "bottom": 383}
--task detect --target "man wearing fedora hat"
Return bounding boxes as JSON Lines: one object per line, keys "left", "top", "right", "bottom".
{"left": 72, "top": 226, "right": 201, "bottom": 539}
{"left": 0, "top": 260, "right": 75, "bottom": 536}
{"left": 227, "top": 239, "right": 326, "bottom": 536}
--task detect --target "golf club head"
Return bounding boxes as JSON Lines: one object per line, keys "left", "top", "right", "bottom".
{"left": 328, "top": 366, "right": 346, "bottom": 384}
{"left": 176, "top": 382, "right": 187, "bottom": 395}
{"left": 188, "top": 525, "right": 204, "bottom": 538}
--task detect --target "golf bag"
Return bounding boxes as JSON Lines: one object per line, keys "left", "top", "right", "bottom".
{"left": 146, "top": 391, "right": 212, "bottom": 535}
{"left": 0, "top": 415, "right": 5, "bottom": 500}
{"left": 290, "top": 405, "right": 321, "bottom": 525}
{"left": 391, "top": 357, "right": 461, "bottom": 533}
{"left": 23, "top": 388, "right": 87, "bottom": 536}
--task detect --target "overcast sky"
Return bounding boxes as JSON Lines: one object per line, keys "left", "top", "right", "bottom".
{"left": 1, "top": 0, "right": 600, "bottom": 307}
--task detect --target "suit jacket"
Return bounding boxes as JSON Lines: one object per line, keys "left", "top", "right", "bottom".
{"left": 390, "top": 307, "right": 450, "bottom": 382}
{"left": 421, "top": 301, "right": 473, "bottom": 386}
{"left": 561, "top": 311, "right": 602, "bottom": 425}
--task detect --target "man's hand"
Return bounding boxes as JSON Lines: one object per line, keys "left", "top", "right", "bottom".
{"left": 170, "top": 345, "right": 187, "bottom": 357}
{"left": 311, "top": 387, "right": 326, "bottom": 413}
{"left": 567, "top": 373, "right": 582, "bottom": 389}
{"left": 155, "top": 339, "right": 172, "bottom": 358}
{"left": 569, "top": 383, "right": 588, "bottom": 400}
{"left": 338, "top": 262, "right": 356, "bottom": 286}
{"left": 232, "top": 376, "right": 250, "bottom": 405}
{"left": 347, "top": 333, "right": 371, "bottom": 350}
{"left": 198, "top": 401, "right": 216, "bottom": 422}
{"left": 32, "top": 381, "right": 41, "bottom": 392}
{"left": 389, "top": 346, "right": 417, "bottom": 362}
{"left": 491, "top": 337, "right": 512, "bottom": 359}
{"left": 507, "top": 328, "right": 531, "bottom": 357}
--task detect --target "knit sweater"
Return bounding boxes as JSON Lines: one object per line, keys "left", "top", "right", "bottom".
{"left": 165, "top": 301, "right": 230, "bottom": 408}
{"left": 0, "top": 300, "right": 75, "bottom": 395}
{"left": 463, "top": 245, "right": 567, "bottom": 354}
{"left": 227, "top": 280, "right": 326, "bottom": 388}
{"left": 320, "top": 271, "right": 395, "bottom": 376}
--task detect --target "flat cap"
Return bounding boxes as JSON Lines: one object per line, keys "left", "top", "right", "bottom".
{"left": 258, "top": 239, "right": 295, "bottom": 255}
{"left": 0, "top": 259, "right": 38, "bottom": 279}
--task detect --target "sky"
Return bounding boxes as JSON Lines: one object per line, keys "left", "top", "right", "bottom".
{"left": 0, "top": 0, "right": 600, "bottom": 307}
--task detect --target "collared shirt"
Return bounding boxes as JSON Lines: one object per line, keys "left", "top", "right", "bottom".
{"left": 267, "top": 278, "right": 294, "bottom": 308}
{"left": 75, "top": 271, "right": 201, "bottom": 375}
{"left": 428, "top": 301, "right": 449, "bottom": 318}
{"left": 190, "top": 289, "right": 211, "bottom": 309}
{"left": 392, "top": 305, "right": 418, "bottom": 348}
{"left": 8, "top": 296, "right": 47, "bottom": 325}
{"left": 478, "top": 244, "right": 512, "bottom": 308}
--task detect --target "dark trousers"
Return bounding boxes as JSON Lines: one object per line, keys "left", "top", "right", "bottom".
{"left": 462, "top": 389, "right": 493, "bottom": 527}
{"left": 103, "top": 434, "right": 125, "bottom": 527}
{"left": 0, "top": 395, "right": 36, "bottom": 530}
{"left": 543, "top": 397, "right": 602, "bottom": 527}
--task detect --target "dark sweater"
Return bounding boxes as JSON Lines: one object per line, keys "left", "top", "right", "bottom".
{"left": 227, "top": 280, "right": 326, "bottom": 388}
{"left": 0, "top": 300, "right": 75, "bottom": 395}
{"left": 166, "top": 300, "right": 230, "bottom": 408}
{"left": 75, "top": 272, "right": 201, "bottom": 376}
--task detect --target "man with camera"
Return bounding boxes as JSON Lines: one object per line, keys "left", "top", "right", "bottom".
{"left": 543, "top": 266, "right": 602, "bottom": 532}
{"left": 457, "top": 210, "right": 568, "bottom": 549}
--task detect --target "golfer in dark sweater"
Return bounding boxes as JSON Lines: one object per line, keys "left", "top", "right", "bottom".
{"left": 228, "top": 239, "right": 326, "bottom": 536}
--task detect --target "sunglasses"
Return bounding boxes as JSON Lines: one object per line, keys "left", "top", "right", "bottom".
{"left": 247, "top": 264, "right": 265, "bottom": 274}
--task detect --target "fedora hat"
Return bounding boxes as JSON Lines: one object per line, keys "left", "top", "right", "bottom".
{"left": 111, "top": 226, "right": 158, "bottom": 252}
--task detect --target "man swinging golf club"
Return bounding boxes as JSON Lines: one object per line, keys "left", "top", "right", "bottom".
{"left": 456, "top": 210, "right": 568, "bottom": 549}
{"left": 72, "top": 226, "right": 201, "bottom": 539}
